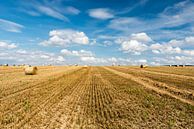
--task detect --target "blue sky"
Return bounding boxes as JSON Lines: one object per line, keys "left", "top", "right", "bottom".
{"left": 0, "top": 0, "right": 194, "bottom": 65}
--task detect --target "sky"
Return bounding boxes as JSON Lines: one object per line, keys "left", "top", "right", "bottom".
{"left": 0, "top": 0, "right": 194, "bottom": 66}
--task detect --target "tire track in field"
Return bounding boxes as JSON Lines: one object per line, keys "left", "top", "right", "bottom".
{"left": 0, "top": 67, "right": 82, "bottom": 100}
{"left": 111, "top": 67, "right": 194, "bottom": 100}
{"left": 104, "top": 67, "right": 194, "bottom": 106}
{"left": 7, "top": 68, "right": 88, "bottom": 129}
{"left": 122, "top": 66, "right": 194, "bottom": 81}
{"left": 141, "top": 67, "right": 194, "bottom": 78}
{"left": 139, "top": 77, "right": 194, "bottom": 101}
{"left": 98, "top": 67, "right": 194, "bottom": 128}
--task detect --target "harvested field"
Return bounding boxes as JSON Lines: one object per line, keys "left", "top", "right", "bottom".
{"left": 0, "top": 66, "right": 194, "bottom": 128}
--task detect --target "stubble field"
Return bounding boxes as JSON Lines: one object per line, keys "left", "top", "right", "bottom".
{"left": 0, "top": 66, "right": 194, "bottom": 129}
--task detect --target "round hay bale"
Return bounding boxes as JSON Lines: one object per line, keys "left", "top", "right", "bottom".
{"left": 24, "top": 66, "right": 38, "bottom": 75}
{"left": 140, "top": 64, "right": 148, "bottom": 68}
{"left": 4, "top": 64, "right": 8, "bottom": 66}
{"left": 83, "top": 65, "right": 88, "bottom": 68}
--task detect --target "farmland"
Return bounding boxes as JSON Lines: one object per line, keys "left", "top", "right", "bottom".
{"left": 0, "top": 66, "right": 194, "bottom": 128}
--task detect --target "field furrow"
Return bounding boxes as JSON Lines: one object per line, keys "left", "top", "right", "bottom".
{"left": 104, "top": 67, "right": 194, "bottom": 106}
{"left": 0, "top": 67, "right": 85, "bottom": 128}
{"left": 98, "top": 67, "right": 194, "bottom": 128}
{"left": 113, "top": 67, "right": 194, "bottom": 91}
{"left": 1, "top": 66, "right": 194, "bottom": 128}
{"left": 109, "top": 67, "right": 194, "bottom": 100}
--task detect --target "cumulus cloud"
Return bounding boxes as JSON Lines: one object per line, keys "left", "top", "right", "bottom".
{"left": 150, "top": 35, "right": 194, "bottom": 56}
{"left": 61, "top": 49, "right": 93, "bottom": 57}
{"left": 183, "top": 50, "right": 194, "bottom": 56}
{"left": 88, "top": 8, "right": 114, "bottom": 20}
{"left": 137, "top": 59, "right": 147, "bottom": 63}
{"left": 0, "top": 19, "right": 24, "bottom": 33}
{"left": 16, "top": 49, "right": 27, "bottom": 54}
{"left": 116, "top": 32, "right": 152, "bottom": 55}
{"left": 0, "top": 41, "right": 17, "bottom": 49}
{"left": 116, "top": 32, "right": 194, "bottom": 57}
{"left": 150, "top": 42, "right": 194, "bottom": 56}
{"left": 80, "top": 56, "right": 107, "bottom": 64}
{"left": 60, "top": 49, "right": 107, "bottom": 64}
{"left": 40, "top": 29, "right": 89, "bottom": 46}
{"left": 0, "top": 49, "right": 66, "bottom": 65}
{"left": 167, "top": 36, "right": 194, "bottom": 47}
{"left": 120, "top": 40, "right": 148, "bottom": 55}
{"left": 150, "top": 43, "right": 182, "bottom": 54}
{"left": 131, "top": 33, "right": 152, "bottom": 42}
{"left": 185, "top": 36, "right": 194, "bottom": 44}
{"left": 56, "top": 56, "right": 65, "bottom": 62}
{"left": 153, "top": 55, "right": 194, "bottom": 65}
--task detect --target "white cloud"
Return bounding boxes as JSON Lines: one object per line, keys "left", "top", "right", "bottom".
{"left": 168, "top": 36, "right": 194, "bottom": 47}
{"left": 88, "top": 8, "right": 114, "bottom": 20}
{"left": 108, "top": 17, "right": 143, "bottom": 32}
{"left": 65, "top": 6, "right": 80, "bottom": 15}
{"left": 168, "top": 39, "right": 183, "bottom": 47}
{"left": 120, "top": 40, "right": 148, "bottom": 55}
{"left": 36, "top": 5, "right": 69, "bottom": 21}
{"left": 56, "top": 56, "right": 65, "bottom": 62}
{"left": 98, "top": 35, "right": 116, "bottom": 40}
{"left": 16, "top": 49, "right": 27, "bottom": 54}
{"left": 150, "top": 43, "right": 182, "bottom": 54}
{"left": 0, "top": 41, "right": 17, "bottom": 49}
{"left": 150, "top": 61, "right": 161, "bottom": 66}
{"left": 108, "top": 57, "right": 117, "bottom": 62}
{"left": 60, "top": 49, "right": 106, "bottom": 64}
{"left": 116, "top": 32, "right": 151, "bottom": 55}
{"left": 153, "top": 55, "right": 194, "bottom": 65}
{"left": 0, "top": 19, "right": 24, "bottom": 33}
{"left": 185, "top": 36, "right": 194, "bottom": 44}
{"left": 80, "top": 56, "right": 107, "bottom": 64}
{"left": 137, "top": 59, "right": 147, "bottom": 63}
{"left": 150, "top": 42, "right": 194, "bottom": 56}
{"left": 61, "top": 49, "right": 93, "bottom": 57}
{"left": 40, "top": 55, "right": 50, "bottom": 59}
{"left": 108, "top": 1, "right": 194, "bottom": 33}
{"left": 116, "top": 32, "right": 194, "bottom": 58}
{"left": 40, "top": 29, "right": 89, "bottom": 46}
{"left": 183, "top": 50, "right": 194, "bottom": 56}
{"left": 103, "top": 40, "right": 113, "bottom": 46}
{"left": 80, "top": 56, "right": 95, "bottom": 62}
{"left": 131, "top": 33, "right": 152, "bottom": 42}
{"left": 152, "top": 50, "right": 160, "bottom": 54}
{"left": 0, "top": 49, "right": 66, "bottom": 65}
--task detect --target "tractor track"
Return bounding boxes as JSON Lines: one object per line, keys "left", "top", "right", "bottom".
{"left": 110, "top": 67, "right": 194, "bottom": 99}
{"left": 104, "top": 67, "right": 194, "bottom": 106}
